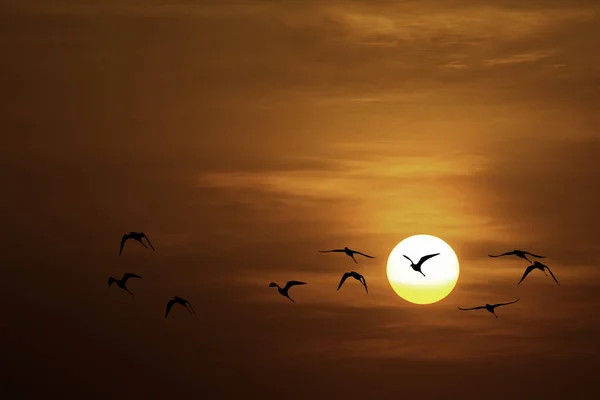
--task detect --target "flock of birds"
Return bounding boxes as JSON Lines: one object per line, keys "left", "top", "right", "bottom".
{"left": 110, "top": 231, "right": 195, "bottom": 318}
{"left": 110, "top": 233, "right": 560, "bottom": 318}
{"left": 270, "top": 247, "right": 376, "bottom": 301}
{"left": 457, "top": 249, "right": 560, "bottom": 317}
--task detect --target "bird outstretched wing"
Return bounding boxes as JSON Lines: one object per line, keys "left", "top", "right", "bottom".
{"left": 523, "top": 251, "right": 544, "bottom": 258}
{"left": 319, "top": 249, "right": 345, "bottom": 253}
{"left": 360, "top": 276, "right": 368, "bottom": 294}
{"left": 488, "top": 251, "right": 516, "bottom": 257}
{"left": 493, "top": 298, "right": 520, "bottom": 308}
{"left": 353, "top": 251, "right": 375, "bottom": 259}
{"left": 545, "top": 266, "right": 560, "bottom": 286}
{"left": 183, "top": 300, "right": 196, "bottom": 315}
{"left": 457, "top": 305, "right": 486, "bottom": 311}
{"left": 403, "top": 255, "right": 414, "bottom": 264}
{"left": 141, "top": 233, "right": 155, "bottom": 251}
{"left": 517, "top": 265, "right": 536, "bottom": 285}
{"left": 337, "top": 273, "right": 351, "bottom": 291}
{"left": 165, "top": 299, "right": 176, "bottom": 318}
{"left": 119, "top": 234, "right": 131, "bottom": 255}
{"left": 283, "top": 281, "right": 307, "bottom": 291}
{"left": 108, "top": 277, "right": 116, "bottom": 287}
{"left": 418, "top": 253, "right": 440, "bottom": 266}
{"left": 122, "top": 273, "right": 142, "bottom": 283}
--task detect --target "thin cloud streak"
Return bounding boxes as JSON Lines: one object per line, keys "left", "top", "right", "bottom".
{"left": 483, "top": 50, "right": 556, "bottom": 65}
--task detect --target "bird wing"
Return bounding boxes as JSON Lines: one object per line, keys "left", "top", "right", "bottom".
{"left": 403, "top": 255, "right": 414, "bottom": 264}
{"left": 319, "top": 249, "right": 345, "bottom": 253}
{"left": 122, "top": 273, "right": 142, "bottom": 283}
{"left": 523, "top": 252, "right": 544, "bottom": 258}
{"left": 184, "top": 300, "right": 196, "bottom": 315}
{"left": 457, "top": 306, "right": 486, "bottom": 311}
{"left": 493, "top": 298, "right": 520, "bottom": 308}
{"left": 283, "top": 281, "right": 307, "bottom": 291}
{"left": 418, "top": 253, "right": 440, "bottom": 265}
{"left": 517, "top": 265, "right": 536, "bottom": 285}
{"left": 119, "top": 234, "right": 131, "bottom": 255}
{"left": 361, "top": 276, "right": 368, "bottom": 294}
{"left": 108, "top": 277, "right": 116, "bottom": 287}
{"left": 165, "top": 299, "right": 176, "bottom": 318}
{"left": 337, "top": 273, "right": 351, "bottom": 291}
{"left": 545, "top": 266, "right": 560, "bottom": 286}
{"left": 488, "top": 251, "right": 516, "bottom": 257}
{"left": 353, "top": 251, "right": 375, "bottom": 258}
{"left": 141, "top": 233, "right": 155, "bottom": 251}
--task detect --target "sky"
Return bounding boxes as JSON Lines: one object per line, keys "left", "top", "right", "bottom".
{"left": 2, "top": 0, "right": 600, "bottom": 398}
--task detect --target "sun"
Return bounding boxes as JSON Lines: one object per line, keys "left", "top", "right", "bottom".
{"left": 386, "top": 234, "right": 460, "bottom": 305}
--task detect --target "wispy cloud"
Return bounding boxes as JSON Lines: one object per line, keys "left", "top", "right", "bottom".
{"left": 483, "top": 50, "right": 556, "bottom": 66}
{"left": 351, "top": 39, "right": 399, "bottom": 48}
{"left": 329, "top": 5, "right": 594, "bottom": 46}
{"left": 197, "top": 152, "right": 488, "bottom": 199}
{"left": 444, "top": 60, "right": 469, "bottom": 69}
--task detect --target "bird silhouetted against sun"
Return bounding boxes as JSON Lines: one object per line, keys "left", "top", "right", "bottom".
{"left": 387, "top": 234, "right": 460, "bottom": 304}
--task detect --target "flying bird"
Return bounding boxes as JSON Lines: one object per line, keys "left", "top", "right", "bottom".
{"left": 457, "top": 298, "right": 520, "bottom": 318}
{"left": 319, "top": 247, "right": 375, "bottom": 264}
{"left": 119, "top": 232, "right": 155, "bottom": 255}
{"left": 488, "top": 249, "right": 545, "bottom": 263}
{"left": 269, "top": 281, "right": 307, "bottom": 303}
{"left": 518, "top": 261, "right": 560, "bottom": 286}
{"left": 108, "top": 273, "right": 142, "bottom": 295}
{"left": 403, "top": 253, "right": 440, "bottom": 277}
{"left": 337, "top": 271, "right": 368, "bottom": 294}
{"left": 165, "top": 296, "right": 196, "bottom": 318}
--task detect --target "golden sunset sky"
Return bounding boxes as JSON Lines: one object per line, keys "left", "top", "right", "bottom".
{"left": 2, "top": 0, "right": 600, "bottom": 398}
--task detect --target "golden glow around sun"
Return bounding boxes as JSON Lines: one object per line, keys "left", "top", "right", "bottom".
{"left": 387, "top": 234, "right": 460, "bottom": 305}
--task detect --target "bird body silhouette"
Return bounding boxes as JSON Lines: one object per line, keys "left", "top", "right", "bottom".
{"left": 458, "top": 298, "right": 520, "bottom": 318}
{"left": 337, "top": 271, "right": 368, "bottom": 294}
{"left": 403, "top": 253, "right": 440, "bottom": 276}
{"left": 108, "top": 273, "right": 142, "bottom": 295}
{"left": 119, "top": 232, "right": 155, "bottom": 255}
{"left": 165, "top": 296, "right": 195, "bottom": 318}
{"left": 269, "top": 281, "right": 306, "bottom": 302}
{"left": 518, "top": 261, "right": 560, "bottom": 286}
{"left": 488, "top": 249, "right": 544, "bottom": 263}
{"left": 319, "top": 247, "right": 375, "bottom": 264}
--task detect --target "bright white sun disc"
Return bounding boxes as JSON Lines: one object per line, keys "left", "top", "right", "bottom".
{"left": 386, "top": 234, "right": 460, "bottom": 304}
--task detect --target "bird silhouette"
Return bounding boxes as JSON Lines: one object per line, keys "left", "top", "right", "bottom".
{"left": 108, "top": 273, "right": 142, "bottom": 295}
{"left": 119, "top": 232, "right": 155, "bottom": 255}
{"left": 403, "top": 253, "right": 440, "bottom": 276}
{"left": 457, "top": 298, "right": 520, "bottom": 318}
{"left": 165, "top": 296, "right": 195, "bottom": 318}
{"left": 337, "top": 271, "right": 368, "bottom": 294}
{"left": 488, "top": 249, "right": 544, "bottom": 263}
{"left": 518, "top": 261, "right": 560, "bottom": 286}
{"left": 319, "top": 247, "right": 375, "bottom": 264}
{"left": 269, "top": 281, "right": 307, "bottom": 303}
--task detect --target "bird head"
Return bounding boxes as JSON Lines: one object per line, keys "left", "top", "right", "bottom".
{"left": 269, "top": 282, "right": 278, "bottom": 288}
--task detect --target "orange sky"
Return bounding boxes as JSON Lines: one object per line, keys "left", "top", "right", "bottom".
{"left": 2, "top": 0, "right": 600, "bottom": 398}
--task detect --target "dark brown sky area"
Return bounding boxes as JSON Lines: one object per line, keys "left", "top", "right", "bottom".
{"left": 2, "top": 0, "right": 600, "bottom": 398}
